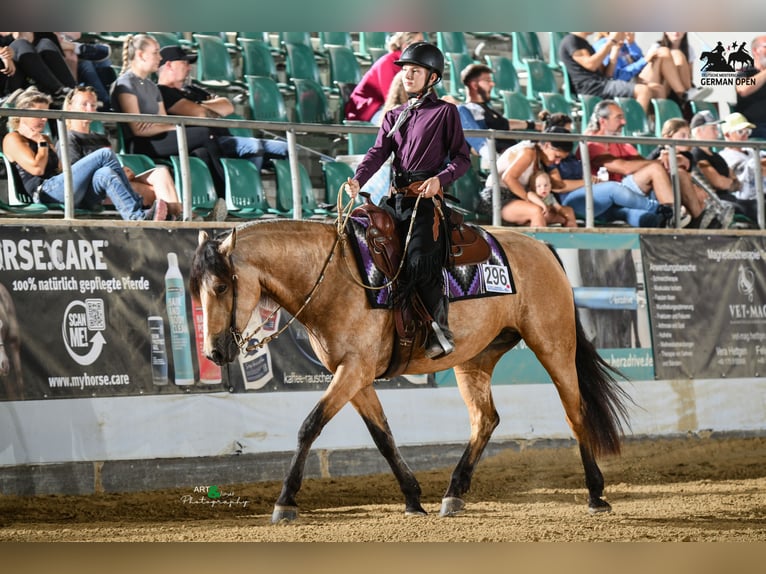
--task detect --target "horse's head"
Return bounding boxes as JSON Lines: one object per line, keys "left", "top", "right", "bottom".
{"left": 190, "top": 229, "right": 254, "bottom": 365}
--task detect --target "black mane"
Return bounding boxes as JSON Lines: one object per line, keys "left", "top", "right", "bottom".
{"left": 189, "top": 235, "right": 231, "bottom": 298}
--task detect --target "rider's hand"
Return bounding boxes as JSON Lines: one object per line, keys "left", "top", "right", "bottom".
{"left": 417, "top": 176, "right": 441, "bottom": 199}
{"left": 344, "top": 177, "right": 360, "bottom": 199}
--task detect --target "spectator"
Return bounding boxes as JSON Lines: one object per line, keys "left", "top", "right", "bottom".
{"left": 479, "top": 130, "right": 574, "bottom": 227}
{"left": 110, "top": 34, "right": 229, "bottom": 202}
{"left": 2, "top": 89, "right": 168, "bottom": 220}
{"left": 0, "top": 42, "right": 16, "bottom": 99}
{"left": 528, "top": 169, "right": 577, "bottom": 227}
{"left": 457, "top": 62, "right": 540, "bottom": 167}
{"left": 56, "top": 33, "right": 116, "bottom": 111}
{"left": 156, "top": 45, "right": 288, "bottom": 173}
{"left": 0, "top": 32, "right": 74, "bottom": 99}
{"left": 540, "top": 118, "right": 669, "bottom": 227}
{"left": 718, "top": 112, "right": 765, "bottom": 223}
{"left": 62, "top": 85, "right": 183, "bottom": 219}
{"left": 583, "top": 99, "right": 703, "bottom": 227}
{"left": 734, "top": 35, "right": 766, "bottom": 140}
{"left": 344, "top": 32, "right": 423, "bottom": 124}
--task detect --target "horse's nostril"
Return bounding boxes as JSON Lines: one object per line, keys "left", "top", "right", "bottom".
{"left": 209, "top": 351, "right": 223, "bottom": 365}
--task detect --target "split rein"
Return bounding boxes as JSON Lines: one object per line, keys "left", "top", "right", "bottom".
{"left": 230, "top": 184, "right": 421, "bottom": 353}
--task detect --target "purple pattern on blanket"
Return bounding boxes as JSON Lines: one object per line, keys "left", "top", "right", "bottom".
{"left": 347, "top": 217, "right": 514, "bottom": 309}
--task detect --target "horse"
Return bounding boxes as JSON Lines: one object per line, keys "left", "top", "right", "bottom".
{"left": 0, "top": 282, "right": 23, "bottom": 401}
{"left": 728, "top": 49, "right": 754, "bottom": 70}
{"left": 190, "top": 219, "right": 632, "bottom": 523}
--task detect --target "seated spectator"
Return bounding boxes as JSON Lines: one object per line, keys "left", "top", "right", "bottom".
{"left": 344, "top": 32, "right": 423, "bottom": 124}
{"left": 479, "top": 131, "right": 574, "bottom": 227}
{"left": 0, "top": 42, "right": 16, "bottom": 99}
{"left": 559, "top": 32, "right": 704, "bottom": 116}
{"left": 2, "top": 89, "right": 167, "bottom": 220}
{"left": 156, "top": 45, "right": 288, "bottom": 172}
{"left": 63, "top": 85, "right": 182, "bottom": 218}
{"left": 541, "top": 118, "right": 669, "bottom": 227}
{"left": 0, "top": 33, "right": 75, "bottom": 99}
{"left": 583, "top": 99, "right": 703, "bottom": 226}
{"left": 718, "top": 112, "right": 765, "bottom": 223}
{"left": 528, "top": 170, "right": 577, "bottom": 227}
{"left": 688, "top": 110, "right": 747, "bottom": 227}
{"left": 457, "top": 62, "right": 540, "bottom": 167}
{"left": 110, "top": 34, "right": 229, "bottom": 201}
{"left": 734, "top": 35, "right": 766, "bottom": 140}
{"left": 56, "top": 33, "right": 116, "bottom": 111}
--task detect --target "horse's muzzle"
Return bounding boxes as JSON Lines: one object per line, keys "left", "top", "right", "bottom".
{"left": 209, "top": 333, "right": 240, "bottom": 365}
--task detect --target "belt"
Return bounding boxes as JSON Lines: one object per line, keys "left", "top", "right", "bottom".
{"left": 393, "top": 170, "right": 438, "bottom": 188}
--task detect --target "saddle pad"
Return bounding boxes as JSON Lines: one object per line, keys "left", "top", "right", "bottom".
{"left": 346, "top": 217, "right": 515, "bottom": 309}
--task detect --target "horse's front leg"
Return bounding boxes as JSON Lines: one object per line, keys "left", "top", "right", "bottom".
{"left": 271, "top": 364, "right": 366, "bottom": 524}
{"left": 441, "top": 362, "right": 500, "bottom": 517}
{"left": 350, "top": 385, "right": 426, "bottom": 516}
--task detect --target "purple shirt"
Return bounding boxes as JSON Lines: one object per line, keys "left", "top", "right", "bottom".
{"left": 354, "top": 92, "right": 471, "bottom": 188}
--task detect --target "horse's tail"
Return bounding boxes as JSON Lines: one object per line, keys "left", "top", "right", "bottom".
{"left": 544, "top": 243, "right": 632, "bottom": 458}
{"left": 573, "top": 309, "right": 632, "bottom": 457}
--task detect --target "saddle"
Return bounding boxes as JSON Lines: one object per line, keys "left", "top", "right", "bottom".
{"left": 349, "top": 193, "right": 491, "bottom": 377}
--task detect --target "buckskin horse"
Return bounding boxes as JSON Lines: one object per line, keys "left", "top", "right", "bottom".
{"left": 190, "top": 219, "right": 631, "bottom": 523}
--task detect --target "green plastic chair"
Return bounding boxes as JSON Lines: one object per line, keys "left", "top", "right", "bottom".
{"left": 512, "top": 32, "right": 545, "bottom": 70}
{"left": 278, "top": 32, "right": 313, "bottom": 50}
{"left": 322, "top": 160, "right": 357, "bottom": 207}
{"left": 344, "top": 122, "right": 378, "bottom": 155}
{"left": 446, "top": 166, "right": 487, "bottom": 223}
{"left": 245, "top": 75, "right": 288, "bottom": 122}
{"left": 615, "top": 97, "right": 655, "bottom": 156}
{"left": 272, "top": 159, "right": 331, "bottom": 217}
{"left": 170, "top": 155, "right": 219, "bottom": 216}
{"left": 445, "top": 52, "right": 476, "bottom": 97}
{"left": 484, "top": 54, "right": 521, "bottom": 99}
{"left": 689, "top": 100, "right": 719, "bottom": 120}
{"left": 292, "top": 78, "right": 333, "bottom": 124}
{"left": 220, "top": 157, "right": 280, "bottom": 217}
{"left": 0, "top": 152, "right": 49, "bottom": 214}
{"left": 524, "top": 59, "right": 558, "bottom": 105}
{"left": 117, "top": 153, "right": 156, "bottom": 175}
{"left": 437, "top": 32, "right": 469, "bottom": 56}
{"left": 539, "top": 92, "right": 572, "bottom": 117}
{"left": 284, "top": 42, "right": 323, "bottom": 86}
{"left": 651, "top": 98, "right": 684, "bottom": 137}
{"left": 327, "top": 45, "right": 362, "bottom": 101}
{"left": 238, "top": 37, "right": 280, "bottom": 83}
{"left": 578, "top": 94, "right": 602, "bottom": 133}
{"left": 318, "top": 32, "right": 353, "bottom": 52}
{"left": 501, "top": 90, "right": 535, "bottom": 121}
{"left": 192, "top": 33, "right": 246, "bottom": 90}
{"left": 357, "top": 32, "right": 387, "bottom": 61}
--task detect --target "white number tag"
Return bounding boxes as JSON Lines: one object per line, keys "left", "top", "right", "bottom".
{"left": 481, "top": 264, "right": 514, "bottom": 294}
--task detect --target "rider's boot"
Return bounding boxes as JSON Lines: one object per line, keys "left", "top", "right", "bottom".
{"left": 424, "top": 296, "right": 455, "bottom": 360}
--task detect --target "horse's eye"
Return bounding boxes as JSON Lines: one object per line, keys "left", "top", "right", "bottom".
{"left": 214, "top": 284, "right": 228, "bottom": 295}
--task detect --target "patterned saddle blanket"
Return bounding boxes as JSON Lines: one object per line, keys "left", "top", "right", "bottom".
{"left": 346, "top": 217, "right": 516, "bottom": 309}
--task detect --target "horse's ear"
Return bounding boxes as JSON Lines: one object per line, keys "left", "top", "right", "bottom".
{"left": 219, "top": 229, "right": 236, "bottom": 257}
{"left": 198, "top": 230, "right": 209, "bottom": 246}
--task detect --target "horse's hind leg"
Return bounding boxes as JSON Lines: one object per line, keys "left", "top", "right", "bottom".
{"left": 350, "top": 386, "right": 426, "bottom": 516}
{"left": 440, "top": 359, "right": 500, "bottom": 517}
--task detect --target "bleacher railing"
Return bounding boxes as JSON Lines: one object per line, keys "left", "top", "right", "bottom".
{"left": 1, "top": 107, "right": 764, "bottom": 229}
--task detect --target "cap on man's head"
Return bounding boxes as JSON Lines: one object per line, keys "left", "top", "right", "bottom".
{"left": 721, "top": 112, "right": 755, "bottom": 134}
{"left": 460, "top": 63, "right": 492, "bottom": 86}
{"left": 159, "top": 46, "right": 198, "bottom": 67}
{"left": 689, "top": 110, "right": 722, "bottom": 130}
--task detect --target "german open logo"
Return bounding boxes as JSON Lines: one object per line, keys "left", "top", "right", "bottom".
{"left": 699, "top": 39, "right": 757, "bottom": 87}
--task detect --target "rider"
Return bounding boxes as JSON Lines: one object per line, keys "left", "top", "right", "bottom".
{"left": 344, "top": 42, "right": 471, "bottom": 359}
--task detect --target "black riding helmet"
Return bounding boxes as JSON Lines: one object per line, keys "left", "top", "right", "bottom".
{"left": 394, "top": 41, "right": 444, "bottom": 86}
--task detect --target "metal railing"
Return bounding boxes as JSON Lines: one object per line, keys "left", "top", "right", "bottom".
{"left": 1, "top": 107, "right": 764, "bottom": 228}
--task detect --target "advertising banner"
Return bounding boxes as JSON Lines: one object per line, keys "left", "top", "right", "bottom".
{"left": 0, "top": 225, "right": 428, "bottom": 402}
{"left": 641, "top": 234, "right": 766, "bottom": 380}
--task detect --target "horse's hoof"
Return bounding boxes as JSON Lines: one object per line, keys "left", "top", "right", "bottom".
{"left": 439, "top": 497, "right": 465, "bottom": 517}
{"left": 588, "top": 498, "right": 612, "bottom": 514}
{"left": 404, "top": 504, "right": 427, "bottom": 517}
{"left": 271, "top": 504, "right": 299, "bottom": 524}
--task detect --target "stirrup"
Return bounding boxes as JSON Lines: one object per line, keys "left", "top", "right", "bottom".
{"left": 425, "top": 320, "right": 454, "bottom": 359}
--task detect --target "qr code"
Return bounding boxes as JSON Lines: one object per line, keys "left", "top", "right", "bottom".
{"left": 85, "top": 298, "right": 106, "bottom": 331}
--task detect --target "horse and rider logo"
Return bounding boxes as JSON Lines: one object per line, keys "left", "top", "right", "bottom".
{"left": 701, "top": 40, "right": 754, "bottom": 72}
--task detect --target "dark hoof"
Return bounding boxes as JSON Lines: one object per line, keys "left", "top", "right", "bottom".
{"left": 405, "top": 503, "right": 427, "bottom": 517}
{"left": 271, "top": 504, "right": 299, "bottom": 524}
{"left": 439, "top": 497, "right": 465, "bottom": 517}
{"left": 588, "top": 498, "right": 612, "bottom": 514}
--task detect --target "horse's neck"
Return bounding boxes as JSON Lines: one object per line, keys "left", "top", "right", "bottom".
{"left": 238, "top": 221, "right": 336, "bottom": 316}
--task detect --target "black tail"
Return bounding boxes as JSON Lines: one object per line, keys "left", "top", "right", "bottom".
{"left": 544, "top": 243, "right": 632, "bottom": 458}
{"left": 574, "top": 309, "right": 632, "bottom": 457}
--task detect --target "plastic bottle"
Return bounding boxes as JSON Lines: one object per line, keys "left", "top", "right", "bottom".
{"left": 165, "top": 252, "right": 195, "bottom": 385}
{"left": 147, "top": 316, "right": 168, "bottom": 385}
{"left": 193, "top": 300, "right": 222, "bottom": 385}
{"left": 597, "top": 166, "right": 609, "bottom": 183}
